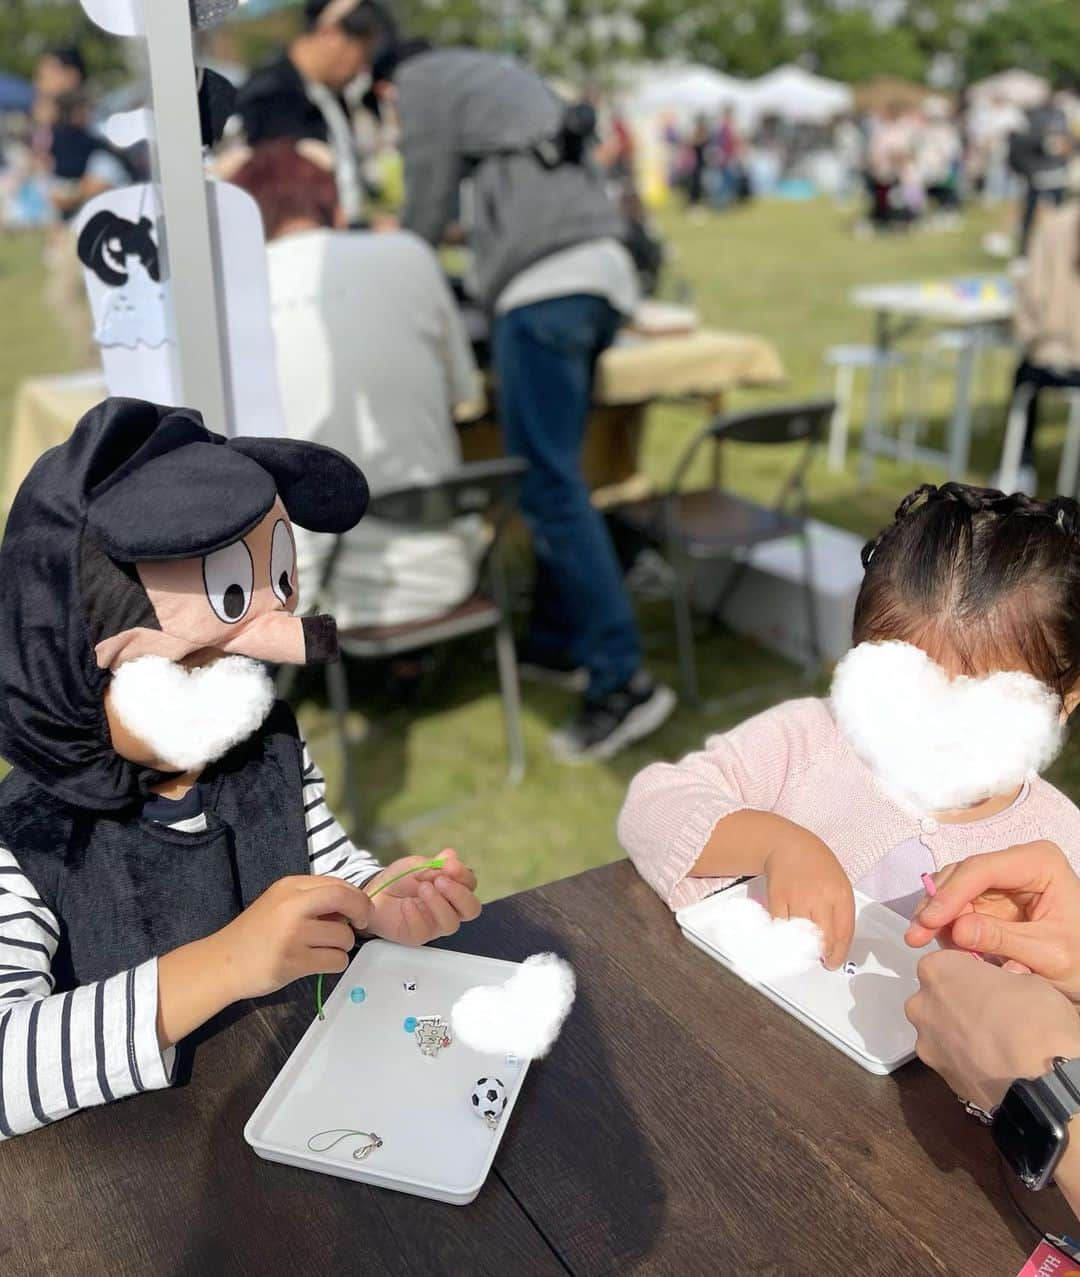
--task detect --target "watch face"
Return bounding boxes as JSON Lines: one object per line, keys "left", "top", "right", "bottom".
{"left": 993, "top": 1080, "right": 1068, "bottom": 1190}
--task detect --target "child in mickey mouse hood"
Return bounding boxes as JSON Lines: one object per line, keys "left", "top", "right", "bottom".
{"left": 0, "top": 397, "right": 481, "bottom": 1139}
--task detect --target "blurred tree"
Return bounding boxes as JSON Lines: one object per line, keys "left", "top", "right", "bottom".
{"left": 0, "top": 0, "right": 126, "bottom": 83}
{"left": 637, "top": 0, "right": 794, "bottom": 77}
{"left": 395, "top": 0, "right": 642, "bottom": 81}
{"left": 7, "top": 0, "right": 1077, "bottom": 92}
{"left": 807, "top": 9, "right": 927, "bottom": 84}
{"left": 963, "top": 0, "right": 1080, "bottom": 85}
{"left": 635, "top": 0, "right": 1080, "bottom": 88}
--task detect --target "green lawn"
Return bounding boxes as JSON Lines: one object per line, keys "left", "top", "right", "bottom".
{"left": 3, "top": 200, "right": 1077, "bottom": 901}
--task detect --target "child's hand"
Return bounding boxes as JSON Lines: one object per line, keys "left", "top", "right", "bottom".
{"left": 764, "top": 834, "right": 856, "bottom": 969}
{"left": 364, "top": 849, "right": 481, "bottom": 945}
{"left": 213, "top": 875, "right": 372, "bottom": 1000}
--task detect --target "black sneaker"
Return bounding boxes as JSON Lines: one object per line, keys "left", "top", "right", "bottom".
{"left": 518, "top": 647, "right": 589, "bottom": 693}
{"left": 550, "top": 671, "right": 676, "bottom": 763}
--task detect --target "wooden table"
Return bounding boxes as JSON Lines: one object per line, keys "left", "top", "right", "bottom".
{"left": 0, "top": 861, "right": 1053, "bottom": 1276}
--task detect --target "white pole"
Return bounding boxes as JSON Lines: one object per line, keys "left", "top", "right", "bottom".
{"left": 142, "top": 0, "right": 230, "bottom": 431}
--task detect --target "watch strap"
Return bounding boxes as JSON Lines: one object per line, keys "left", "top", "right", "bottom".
{"left": 1052, "top": 1057, "right": 1080, "bottom": 1108}
{"left": 1037, "top": 1058, "right": 1080, "bottom": 1125}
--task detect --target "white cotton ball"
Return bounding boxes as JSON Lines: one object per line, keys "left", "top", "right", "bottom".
{"left": 108, "top": 654, "right": 275, "bottom": 771}
{"left": 451, "top": 953, "right": 576, "bottom": 1060}
{"left": 831, "top": 640, "right": 1064, "bottom": 814}
{"left": 707, "top": 895, "right": 824, "bottom": 981}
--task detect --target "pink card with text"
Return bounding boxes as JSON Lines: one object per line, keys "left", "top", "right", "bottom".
{"left": 1016, "top": 1240, "right": 1080, "bottom": 1277}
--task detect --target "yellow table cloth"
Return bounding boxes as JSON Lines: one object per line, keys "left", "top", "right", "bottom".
{"left": 3, "top": 329, "right": 785, "bottom": 513}
{"left": 596, "top": 328, "right": 785, "bottom": 406}
{"left": 5, "top": 370, "right": 107, "bottom": 511}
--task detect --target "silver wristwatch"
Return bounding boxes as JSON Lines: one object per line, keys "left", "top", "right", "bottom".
{"left": 992, "top": 1056, "right": 1080, "bottom": 1191}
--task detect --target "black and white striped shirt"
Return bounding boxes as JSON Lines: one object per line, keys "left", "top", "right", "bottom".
{"left": 0, "top": 740, "right": 380, "bottom": 1140}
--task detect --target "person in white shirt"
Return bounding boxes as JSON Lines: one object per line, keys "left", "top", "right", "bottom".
{"left": 231, "top": 140, "right": 484, "bottom": 631}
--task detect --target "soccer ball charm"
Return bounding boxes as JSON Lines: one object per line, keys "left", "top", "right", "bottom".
{"left": 471, "top": 1077, "right": 508, "bottom": 1131}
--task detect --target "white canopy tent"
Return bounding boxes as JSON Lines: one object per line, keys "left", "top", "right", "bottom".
{"left": 621, "top": 63, "right": 755, "bottom": 127}
{"left": 968, "top": 69, "right": 1049, "bottom": 111}
{"left": 743, "top": 65, "right": 853, "bottom": 125}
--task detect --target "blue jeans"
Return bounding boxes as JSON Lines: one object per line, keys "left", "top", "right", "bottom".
{"left": 493, "top": 293, "right": 642, "bottom": 700}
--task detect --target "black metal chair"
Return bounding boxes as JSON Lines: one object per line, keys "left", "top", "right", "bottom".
{"left": 315, "top": 457, "right": 527, "bottom": 835}
{"left": 610, "top": 399, "right": 834, "bottom": 704}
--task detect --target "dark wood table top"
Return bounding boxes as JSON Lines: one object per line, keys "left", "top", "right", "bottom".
{"left": 0, "top": 860, "right": 1059, "bottom": 1276}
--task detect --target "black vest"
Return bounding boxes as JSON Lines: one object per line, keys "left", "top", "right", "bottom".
{"left": 0, "top": 702, "right": 311, "bottom": 989}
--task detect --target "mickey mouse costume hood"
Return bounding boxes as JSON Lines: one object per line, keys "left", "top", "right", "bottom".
{"left": 0, "top": 397, "right": 368, "bottom": 811}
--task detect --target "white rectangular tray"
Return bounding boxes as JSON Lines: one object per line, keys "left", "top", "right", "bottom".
{"left": 244, "top": 940, "right": 529, "bottom": 1204}
{"left": 677, "top": 879, "right": 934, "bottom": 1075}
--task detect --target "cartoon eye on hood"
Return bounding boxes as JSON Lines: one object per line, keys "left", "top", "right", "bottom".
{"left": 204, "top": 540, "right": 255, "bottom": 623}
{"left": 270, "top": 519, "right": 295, "bottom": 606}
{"left": 0, "top": 397, "right": 368, "bottom": 811}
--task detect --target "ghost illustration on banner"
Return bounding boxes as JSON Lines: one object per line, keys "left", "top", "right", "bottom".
{"left": 77, "top": 202, "right": 172, "bottom": 351}
{"left": 72, "top": 181, "right": 286, "bottom": 437}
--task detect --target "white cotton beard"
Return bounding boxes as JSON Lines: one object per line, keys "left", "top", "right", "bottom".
{"left": 108, "top": 654, "right": 276, "bottom": 773}
{"left": 708, "top": 896, "right": 824, "bottom": 981}
{"left": 451, "top": 953, "right": 576, "bottom": 1060}
{"left": 831, "top": 641, "right": 1064, "bottom": 815}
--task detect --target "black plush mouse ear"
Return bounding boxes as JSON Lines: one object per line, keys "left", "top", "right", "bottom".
{"left": 228, "top": 437, "right": 369, "bottom": 534}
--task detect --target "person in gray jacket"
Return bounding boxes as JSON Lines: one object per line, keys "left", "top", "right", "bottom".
{"left": 377, "top": 43, "right": 675, "bottom": 762}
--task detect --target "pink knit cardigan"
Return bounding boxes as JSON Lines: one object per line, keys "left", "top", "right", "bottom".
{"left": 618, "top": 697, "right": 1080, "bottom": 912}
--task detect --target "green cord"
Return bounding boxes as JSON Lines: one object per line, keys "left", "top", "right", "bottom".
{"left": 315, "top": 857, "right": 446, "bottom": 1020}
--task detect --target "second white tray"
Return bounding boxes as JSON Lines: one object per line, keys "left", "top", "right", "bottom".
{"left": 677, "top": 878, "right": 934, "bottom": 1074}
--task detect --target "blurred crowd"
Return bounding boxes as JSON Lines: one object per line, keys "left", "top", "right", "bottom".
{"left": 653, "top": 85, "right": 1080, "bottom": 250}
{"left": 1, "top": 47, "right": 144, "bottom": 229}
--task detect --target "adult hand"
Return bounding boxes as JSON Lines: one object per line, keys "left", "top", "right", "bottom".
{"left": 905, "top": 842, "right": 1080, "bottom": 1000}
{"left": 764, "top": 834, "right": 856, "bottom": 970}
{"left": 906, "top": 951, "right": 1080, "bottom": 1111}
{"left": 365, "top": 849, "right": 481, "bottom": 946}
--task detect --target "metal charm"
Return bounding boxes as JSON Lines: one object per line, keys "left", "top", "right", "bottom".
{"left": 306, "top": 1128, "right": 384, "bottom": 1159}
{"left": 352, "top": 1133, "right": 383, "bottom": 1161}
{"left": 415, "top": 1014, "right": 452, "bottom": 1058}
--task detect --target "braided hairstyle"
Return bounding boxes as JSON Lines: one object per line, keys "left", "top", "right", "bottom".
{"left": 855, "top": 482, "right": 1080, "bottom": 699}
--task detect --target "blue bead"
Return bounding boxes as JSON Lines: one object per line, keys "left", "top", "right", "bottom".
{"left": 403, "top": 1016, "right": 417, "bottom": 1033}
{"left": 349, "top": 987, "right": 366, "bottom": 1004}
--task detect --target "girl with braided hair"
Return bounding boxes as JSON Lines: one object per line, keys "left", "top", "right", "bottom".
{"left": 619, "top": 482, "right": 1080, "bottom": 967}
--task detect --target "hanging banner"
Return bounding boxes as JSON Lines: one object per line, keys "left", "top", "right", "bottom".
{"left": 78, "top": 0, "right": 283, "bottom": 436}
{"left": 73, "top": 182, "right": 285, "bottom": 436}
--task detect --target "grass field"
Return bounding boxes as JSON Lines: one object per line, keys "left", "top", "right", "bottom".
{"left": 3, "top": 199, "right": 1077, "bottom": 902}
